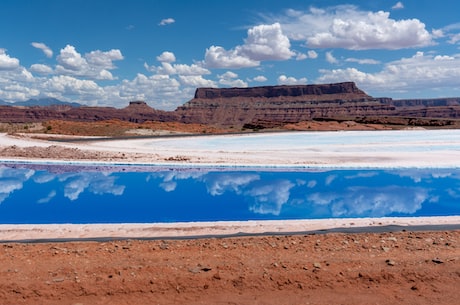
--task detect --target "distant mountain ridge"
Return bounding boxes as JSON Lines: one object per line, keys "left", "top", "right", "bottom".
{"left": 0, "top": 98, "right": 81, "bottom": 107}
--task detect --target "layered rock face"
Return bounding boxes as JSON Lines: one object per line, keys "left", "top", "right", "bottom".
{"left": 1, "top": 82, "right": 460, "bottom": 127}
{"left": 193, "top": 82, "right": 367, "bottom": 99}
{"left": 0, "top": 101, "right": 178, "bottom": 123}
{"left": 176, "top": 82, "right": 396, "bottom": 127}
{"left": 389, "top": 98, "right": 460, "bottom": 119}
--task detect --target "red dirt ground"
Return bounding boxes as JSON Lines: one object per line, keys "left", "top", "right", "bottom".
{"left": 0, "top": 230, "right": 458, "bottom": 305}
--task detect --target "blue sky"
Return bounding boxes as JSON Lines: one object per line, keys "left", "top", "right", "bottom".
{"left": 1, "top": 0, "right": 460, "bottom": 109}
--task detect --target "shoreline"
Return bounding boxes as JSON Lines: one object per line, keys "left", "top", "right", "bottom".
{"left": 1, "top": 216, "right": 459, "bottom": 242}
{"left": 3, "top": 129, "right": 460, "bottom": 169}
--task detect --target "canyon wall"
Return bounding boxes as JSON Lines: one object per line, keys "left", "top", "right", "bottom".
{"left": 176, "top": 82, "right": 396, "bottom": 127}
{"left": 193, "top": 82, "right": 369, "bottom": 99}
{"left": 0, "top": 101, "right": 178, "bottom": 124}
{"left": 1, "top": 83, "right": 460, "bottom": 128}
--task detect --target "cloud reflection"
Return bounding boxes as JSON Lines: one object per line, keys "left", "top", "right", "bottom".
{"left": 205, "top": 173, "right": 260, "bottom": 196}
{"left": 0, "top": 167, "right": 34, "bottom": 204}
{"left": 37, "top": 190, "right": 56, "bottom": 204}
{"left": 246, "top": 180, "right": 295, "bottom": 215}
{"left": 151, "top": 171, "right": 206, "bottom": 192}
{"left": 308, "top": 185, "right": 429, "bottom": 217}
{"left": 59, "top": 172, "right": 125, "bottom": 201}
{"left": 0, "top": 165, "right": 458, "bottom": 222}
{"left": 395, "top": 169, "right": 454, "bottom": 183}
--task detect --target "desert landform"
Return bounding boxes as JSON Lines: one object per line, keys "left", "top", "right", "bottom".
{"left": 0, "top": 82, "right": 459, "bottom": 304}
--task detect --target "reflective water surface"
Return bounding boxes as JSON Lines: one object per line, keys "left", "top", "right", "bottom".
{"left": 0, "top": 163, "right": 459, "bottom": 224}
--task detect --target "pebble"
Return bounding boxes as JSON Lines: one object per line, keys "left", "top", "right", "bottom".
{"left": 52, "top": 278, "right": 65, "bottom": 283}
{"left": 189, "top": 265, "right": 212, "bottom": 274}
{"left": 385, "top": 259, "right": 396, "bottom": 266}
{"left": 432, "top": 258, "right": 444, "bottom": 264}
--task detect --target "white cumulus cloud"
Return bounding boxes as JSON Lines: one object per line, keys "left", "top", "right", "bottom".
{"left": 203, "top": 23, "right": 294, "bottom": 69}
{"left": 345, "top": 57, "right": 381, "bottom": 65}
{"left": 325, "top": 51, "right": 338, "bottom": 64}
{"left": 55, "top": 45, "right": 123, "bottom": 80}
{"left": 31, "top": 42, "right": 53, "bottom": 58}
{"left": 159, "top": 18, "right": 175, "bottom": 26}
{"left": 156, "top": 51, "right": 176, "bottom": 63}
{"left": 43, "top": 75, "right": 104, "bottom": 103}
{"left": 118, "top": 73, "right": 187, "bottom": 110}
{"left": 240, "top": 23, "right": 294, "bottom": 61}
{"left": 204, "top": 45, "right": 260, "bottom": 69}
{"left": 0, "top": 49, "right": 20, "bottom": 70}
{"left": 392, "top": 2, "right": 404, "bottom": 10}
{"left": 86, "top": 49, "right": 124, "bottom": 69}
{"left": 277, "top": 75, "right": 307, "bottom": 85}
{"left": 252, "top": 75, "right": 267, "bottom": 82}
{"left": 307, "top": 50, "right": 318, "bottom": 59}
{"left": 155, "top": 62, "right": 211, "bottom": 76}
{"left": 30, "top": 63, "right": 53, "bottom": 74}
{"left": 218, "top": 71, "right": 248, "bottom": 87}
{"left": 271, "top": 5, "right": 432, "bottom": 50}
{"left": 57, "top": 45, "right": 86, "bottom": 71}
{"left": 178, "top": 75, "right": 216, "bottom": 88}
{"left": 317, "top": 51, "right": 460, "bottom": 95}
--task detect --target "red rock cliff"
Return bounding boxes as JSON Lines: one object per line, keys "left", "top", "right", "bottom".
{"left": 175, "top": 82, "right": 396, "bottom": 127}
{"left": 193, "top": 82, "right": 368, "bottom": 99}
{"left": 1, "top": 82, "right": 459, "bottom": 127}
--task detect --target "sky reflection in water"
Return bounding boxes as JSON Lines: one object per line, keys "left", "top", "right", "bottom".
{"left": 0, "top": 164, "right": 459, "bottom": 224}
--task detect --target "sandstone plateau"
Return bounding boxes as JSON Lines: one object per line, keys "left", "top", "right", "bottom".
{"left": 1, "top": 82, "right": 460, "bottom": 130}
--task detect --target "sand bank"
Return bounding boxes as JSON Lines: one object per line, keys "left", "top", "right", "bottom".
{"left": 0, "top": 216, "right": 460, "bottom": 242}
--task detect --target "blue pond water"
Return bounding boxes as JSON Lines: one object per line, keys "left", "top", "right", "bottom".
{"left": 0, "top": 163, "right": 459, "bottom": 224}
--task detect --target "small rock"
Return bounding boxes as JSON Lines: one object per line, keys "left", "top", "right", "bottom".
{"left": 52, "top": 278, "right": 65, "bottom": 283}
{"left": 386, "top": 259, "right": 396, "bottom": 266}
{"left": 432, "top": 258, "right": 444, "bottom": 264}
{"left": 213, "top": 273, "right": 221, "bottom": 280}
{"left": 189, "top": 265, "right": 212, "bottom": 274}
{"left": 313, "top": 262, "right": 322, "bottom": 269}
{"left": 201, "top": 266, "right": 212, "bottom": 272}
{"left": 189, "top": 267, "right": 201, "bottom": 274}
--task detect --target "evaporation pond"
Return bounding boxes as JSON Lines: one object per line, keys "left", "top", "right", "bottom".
{"left": 0, "top": 163, "right": 459, "bottom": 224}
